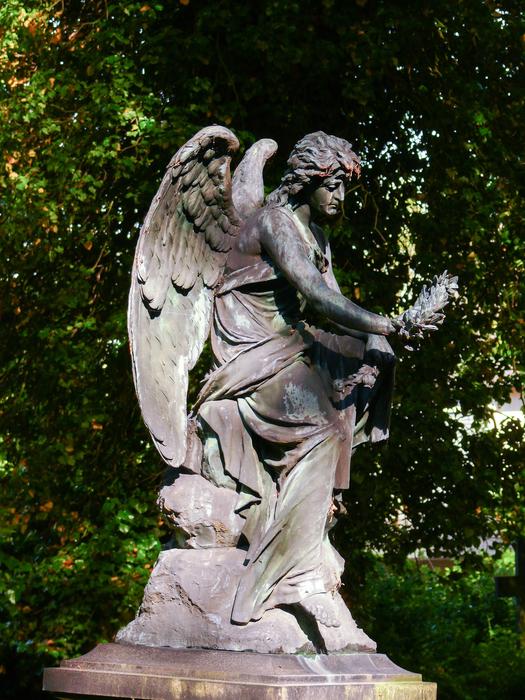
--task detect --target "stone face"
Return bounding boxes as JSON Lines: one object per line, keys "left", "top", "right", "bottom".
{"left": 43, "top": 643, "right": 438, "bottom": 700}
{"left": 115, "top": 547, "right": 376, "bottom": 655}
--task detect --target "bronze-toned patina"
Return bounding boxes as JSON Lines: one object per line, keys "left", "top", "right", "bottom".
{"left": 120, "top": 126, "right": 457, "bottom": 653}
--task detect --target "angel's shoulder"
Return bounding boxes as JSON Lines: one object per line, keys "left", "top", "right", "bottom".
{"left": 236, "top": 206, "right": 303, "bottom": 258}
{"left": 257, "top": 205, "right": 300, "bottom": 238}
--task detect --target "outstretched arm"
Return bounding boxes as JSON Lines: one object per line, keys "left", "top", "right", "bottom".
{"left": 260, "top": 209, "right": 394, "bottom": 336}
{"left": 319, "top": 238, "right": 368, "bottom": 341}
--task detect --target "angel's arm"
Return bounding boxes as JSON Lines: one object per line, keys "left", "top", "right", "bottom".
{"left": 260, "top": 209, "right": 394, "bottom": 336}
{"left": 319, "top": 238, "right": 368, "bottom": 341}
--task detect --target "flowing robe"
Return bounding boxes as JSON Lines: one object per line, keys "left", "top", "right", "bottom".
{"left": 195, "top": 206, "right": 395, "bottom": 623}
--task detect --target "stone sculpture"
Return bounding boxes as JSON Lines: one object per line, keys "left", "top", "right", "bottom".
{"left": 117, "top": 126, "right": 457, "bottom": 654}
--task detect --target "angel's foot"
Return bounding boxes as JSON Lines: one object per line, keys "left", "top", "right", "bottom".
{"left": 298, "top": 592, "right": 341, "bottom": 628}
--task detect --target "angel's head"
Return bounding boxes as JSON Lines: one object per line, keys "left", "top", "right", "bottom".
{"left": 266, "top": 131, "right": 360, "bottom": 218}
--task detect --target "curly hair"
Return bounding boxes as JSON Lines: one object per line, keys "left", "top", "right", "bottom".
{"left": 266, "top": 131, "right": 361, "bottom": 207}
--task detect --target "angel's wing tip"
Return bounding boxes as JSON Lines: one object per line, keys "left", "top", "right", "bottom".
{"left": 195, "top": 125, "right": 240, "bottom": 151}
{"left": 152, "top": 434, "right": 186, "bottom": 465}
{"left": 256, "top": 138, "right": 278, "bottom": 153}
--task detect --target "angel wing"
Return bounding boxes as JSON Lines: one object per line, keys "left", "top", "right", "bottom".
{"left": 232, "top": 138, "right": 277, "bottom": 218}
{"left": 129, "top": 126, "right": 242, "bottom": 466}
{"left": 129, "top": 126, "right": 277, "bottom": 468}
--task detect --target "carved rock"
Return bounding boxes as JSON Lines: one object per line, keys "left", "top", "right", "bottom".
{"left": 116, "top": 547, "right": 375, "bottom": 654}
{"left": 158, "top": 473, "right": 244, "bottom": 548}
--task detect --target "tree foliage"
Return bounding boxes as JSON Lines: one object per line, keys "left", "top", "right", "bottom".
{"left": 356, "top": 557, "right": 525, "bottom": 700}
{"left": 0, "top": 0, "right": 523, "bottom": 696}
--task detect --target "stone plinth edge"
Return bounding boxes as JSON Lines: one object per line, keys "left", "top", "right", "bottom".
{"left": 43, "top": 642, "right": 437, "bottom": 699}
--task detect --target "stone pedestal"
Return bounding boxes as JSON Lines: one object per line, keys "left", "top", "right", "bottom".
{"left": 43, "top": 642, "right": 437, "bottom": 699}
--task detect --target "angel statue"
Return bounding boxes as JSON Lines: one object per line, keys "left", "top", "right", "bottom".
{"left": 118, "top": 126, "right": 457, "bottom": 654}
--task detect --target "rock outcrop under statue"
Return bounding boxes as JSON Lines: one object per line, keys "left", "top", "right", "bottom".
{"left": 116, "top": 547, "right": 375, "bottom": 654}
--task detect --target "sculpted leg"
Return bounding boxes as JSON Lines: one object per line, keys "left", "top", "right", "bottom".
{"left": 231, "top": 430, "right": 344, "bottom": 626}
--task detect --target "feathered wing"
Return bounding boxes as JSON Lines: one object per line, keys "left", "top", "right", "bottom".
{"left": 128, "top": 126, "right": 241, "bottom": 466}
{"left": 232, "top": 138, "right": 277, "bottom": 218}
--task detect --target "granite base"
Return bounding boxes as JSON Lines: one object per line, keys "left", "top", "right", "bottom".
{"left": 43, "top": 642, "right": 437, "bottom": 699}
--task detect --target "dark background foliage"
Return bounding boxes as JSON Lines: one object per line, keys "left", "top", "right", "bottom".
{"left": 0, "top": 1, "right": 523, "bottom": 697}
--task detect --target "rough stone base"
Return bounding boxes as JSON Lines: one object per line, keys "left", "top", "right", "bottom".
{"left": 115, "top": 547, "right": 375, "bottom": 654}
{"left": 43, "top": 643, "right": 437, "bottom": 699}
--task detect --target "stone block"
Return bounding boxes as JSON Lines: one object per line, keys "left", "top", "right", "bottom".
{"left": 43, "top": 643, "right": 437, "bottom": 699}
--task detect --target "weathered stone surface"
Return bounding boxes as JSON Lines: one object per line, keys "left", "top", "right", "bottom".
{"left": 121, "top": 128, "right": 455, "bottom": 671}
{"left": 115, "top": 547, "right": 375, "bottom": 654}
{"left": 158, "top": 472, "right": 244, "bottom": 548}
{"left": 43, "top": 643, "right": 438, "bottom": 699}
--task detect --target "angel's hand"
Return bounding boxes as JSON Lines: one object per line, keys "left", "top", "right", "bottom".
{"left": 391, "top": 317, "right": 420, "bottom": 350}
{"left": 390, "top": 315, "right": 412, "bottom": 340}
{"left": 390, "top": 315, "right": 405, "bottom": 332}
{"left": 394, "top": 316, "right": 438, "bottom": 342}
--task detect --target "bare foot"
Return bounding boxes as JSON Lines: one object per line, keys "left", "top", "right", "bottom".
{"left": 299, "top": 592, "right": 341, "bottom": 628}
